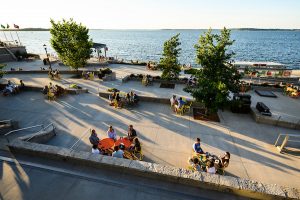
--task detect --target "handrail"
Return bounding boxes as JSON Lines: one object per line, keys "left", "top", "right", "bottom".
{"left": 274, "top": 133, "right": 300, "bottom": 147}
{"left": 5, "top": 124, "right": 44, "bottom": 137}
{"left": 25, "top": 123, "right": 55, "bottom": 142}
{"left": 70, "top": 128, "right": 91, "bottom": 150}
{"left": 0, "top": 119, "right": 11, "bottom": 124}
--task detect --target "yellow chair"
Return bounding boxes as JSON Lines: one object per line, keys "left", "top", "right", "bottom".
{"left": 89, "top": 72, "right": 94, "bottom": 80}
{"left": 133, "top": 147, "right": 144, "bottom": 161}
{"left": 184, "top": 101, "right": 193, "bottom": 113}
{"left": 47, "top": 91, "right": 56, "bottom": 101}
{"left": 176, "top": 106, "right": 184, "bottom": 115}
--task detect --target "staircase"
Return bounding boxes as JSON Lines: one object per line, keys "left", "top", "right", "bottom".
{"left": 0, "top": 120, "right": 18, "bottom": 150}
{"left": 0, "top": 47, "right": 17, "bottom": 62}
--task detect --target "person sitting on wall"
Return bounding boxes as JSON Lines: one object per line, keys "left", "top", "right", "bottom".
{"left": 115, "top": 93, "right": 122, "bottom": 108}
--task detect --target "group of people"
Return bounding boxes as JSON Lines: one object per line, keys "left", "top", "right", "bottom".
{"left": 189, "top": 138, "right": 231, "bottom": 175}
{"left": 42, "top": 82, "right": 65, "bottom": 98}
{"left": 82, "top": 71, "right": 94, "bottom": 80}
{"left": 48, "top": 69, "right": 61, "bottom": 80}
{"left": 142, "top": 75, "right": 153, "bottom": 86}
{"left": 89, "top": 125, "right": 141, "bottom": 159}
{"left": 109, "top": 91, "right": 139, "bottom": 108}
{"left": 2, "top": 80, "right": 25, "bottom": 96}
{"left": 170, "top": 95, "right": 186, "bottom": 113}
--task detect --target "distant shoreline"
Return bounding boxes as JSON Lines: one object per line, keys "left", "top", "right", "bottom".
{"left": 2, "top": 28, "right": 300, "bottom": 31}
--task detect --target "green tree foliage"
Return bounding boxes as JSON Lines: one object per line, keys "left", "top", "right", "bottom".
{"left": 159, "top": 34, "right": 181, "bottom": 80}
{"left": 190, "top": 28, "right": 241, "bottom": 114}
{"left": 50, "top": 19, "right": 93, "bottom": 69}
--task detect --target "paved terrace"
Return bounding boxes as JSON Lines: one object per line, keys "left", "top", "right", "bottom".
{"left": 0, "top": 91, "right": 299, "bottom": 189}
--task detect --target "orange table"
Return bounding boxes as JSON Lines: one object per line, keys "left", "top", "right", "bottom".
{"left": 115, "top": 137, "right": 132, "bottom": 148}
{"left": 98, "top": 138, "right": 114, "bottom": 150}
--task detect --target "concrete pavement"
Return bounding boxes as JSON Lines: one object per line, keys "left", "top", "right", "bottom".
{"left": 0, "top": 92, "right": 299, "bottom": 189}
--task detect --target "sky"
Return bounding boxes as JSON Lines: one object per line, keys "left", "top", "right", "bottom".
{"left": 1, "top": 0, "right": 300, "bottom": 29}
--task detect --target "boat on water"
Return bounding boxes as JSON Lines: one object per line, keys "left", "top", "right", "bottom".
{"left": 233, "top": 61, "right": 294, "bottom": 77}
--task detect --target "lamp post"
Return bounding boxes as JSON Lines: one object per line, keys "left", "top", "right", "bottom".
{"left": 43, "top": 44, "right": 52, "bottom": 70}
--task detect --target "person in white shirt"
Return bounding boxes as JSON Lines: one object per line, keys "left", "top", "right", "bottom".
{"left": 170, "top": 95, "right": 177, "bottom": 111}
{"left": 206, "top": 161, "right": 216, "bottom": 174}
{"left": 91, "top": 145, "right": 100, "bottom": 154}
{"left": 107, "top": 125, "right": 117, "bottom": 140}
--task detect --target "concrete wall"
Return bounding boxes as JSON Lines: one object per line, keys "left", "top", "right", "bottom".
{"left": 7, "top": 138, "right": 299, "bottom": 199}
{"left": 251, "top": 108, "right": 300, "bottom": 130}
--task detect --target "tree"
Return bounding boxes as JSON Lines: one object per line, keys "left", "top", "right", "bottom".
{"left": 50, "top": 19, "right": 93, "bottom": 69}
{"left": 159, "top": 34, "right": 181, "bottom": 80}
{"left": 190, "top": 28, "right": 241, "bottom": 114}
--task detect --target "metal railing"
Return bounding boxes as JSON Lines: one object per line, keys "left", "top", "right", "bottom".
{"left": 25, "top": 123, "right": 55, "bottom": 142}
{"left": 69, "top": 128, "right": 91, "bottom": 150}
{"left": 4, "top": 124, "right": 49, "bottom": 143}
{"left": 0, "top": 119, "right": 11, "bottom": 124}
{"left": 274, "top": 133, "right": 300, "bottom": 153}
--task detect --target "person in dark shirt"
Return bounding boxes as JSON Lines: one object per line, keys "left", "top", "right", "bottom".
{"left": 127, "top": 125, "right": 137, "bottom": 141}
{"left": 89, "top": 129, "right": 100, "bottom": 146}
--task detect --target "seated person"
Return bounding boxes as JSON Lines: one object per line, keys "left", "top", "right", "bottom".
{"left": 107, "top": 125, "right": 117, "bottom": 140}
{"left": 89, "top": 129, "right": 100, "bottom": 146}
{"left": 42, "top": 85, "right": 49, "bottom": 95}
{"left": 170, "top": 95, "right": 177, "bottom": 110}
{"left": 175, "top": 97, "right": 185, "bottom": 112}
{"left": 48, "top": 70, "right": 54, "bottom": 79}
{"left": 188, "top": 157, "right": 202, "bottom": 172}
{"left": 91, "top": 144, "right": 100, "bottom": 154}
{"left": 218, "top": 152, "right": 230, "bottom": 168}
{"left": 206, "top": 161, "right": 216, "bottom": 174}
{"left": 127, "top": 125, "right": 137, "bottom": 141}
{"left": 110, "top": 91, "right": 117, "bottom": 103}
{"left": 125, "top": 93, "right": 131, "bottom": 103}
{"left": 112, "top": 146, "right": 124, "bottom": 158}
{"left": 133, "top": 93, "right": 139, "bottom": 104}
{"left": 19, "top": 80, "right": 25, "bottom": 91}
{"left": 115, "top": 93, "right": 122, "bottom": 108}
{"left": 55, "top": 85, "right": 64, "bottom": 96}
{"left": 193, "top": 138, "right": 205, "bottom": 154}
{"left": 129, "top": 91, "right": 135, "bottom": 102}
{"left": 130, "top": 138, "right": 141, "bottom": 152}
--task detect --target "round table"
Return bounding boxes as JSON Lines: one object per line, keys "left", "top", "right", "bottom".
{"left": 98, "top": 138, "right": 114, "bottom": 150}
{"left": 115, "top": 137, "right": 132, "bottom": 148}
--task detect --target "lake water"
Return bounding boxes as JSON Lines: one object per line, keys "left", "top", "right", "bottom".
{"left": 2, "top": 30, "right": 300, "bottom": 68}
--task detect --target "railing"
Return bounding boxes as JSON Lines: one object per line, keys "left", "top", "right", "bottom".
{"left": 0, "top": 119, "right": 11, "bottom": 124}
{"left": 25, "top": 123, "right": 55, "bottom": 142}
{"left": 4, "top": 124, "right": 44, "bottom": 143}
{"left": 274, "top": 133, "right": 300, "bottom": 153}
{"left": 69, "top": 128, "right": 91, "bottom": 150}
